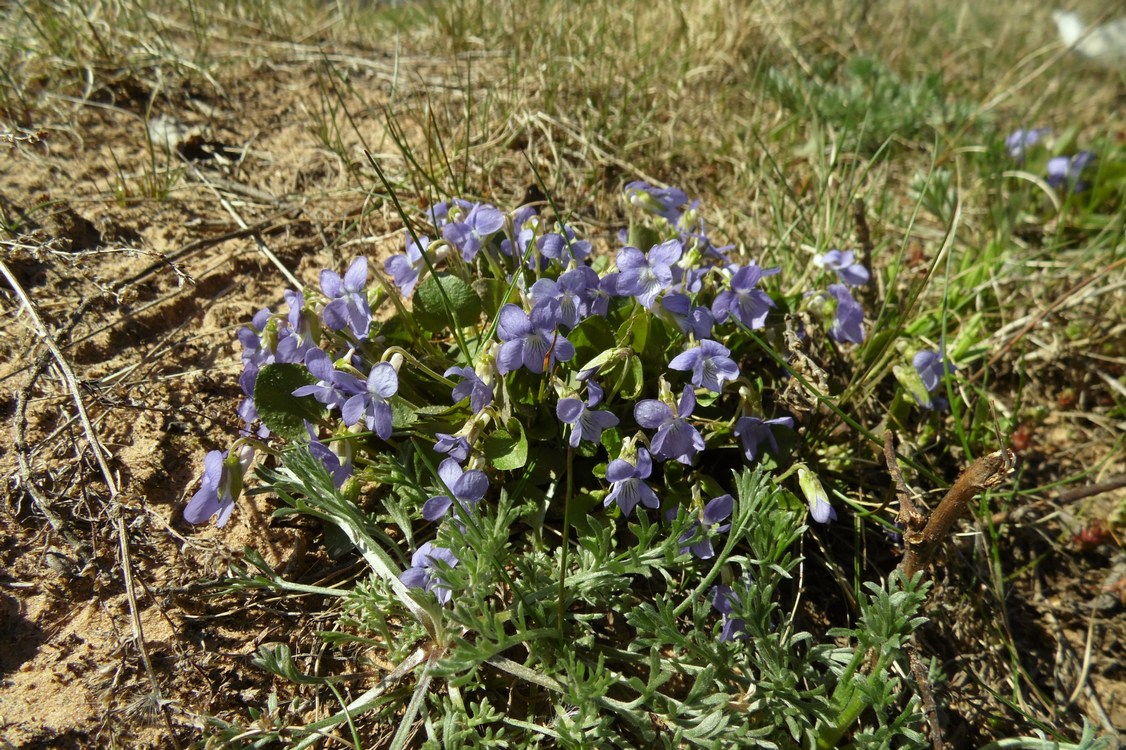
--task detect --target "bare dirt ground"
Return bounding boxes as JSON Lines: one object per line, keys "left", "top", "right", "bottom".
{"left": 1, "top": 33, "right": 1124, "bottom": 750}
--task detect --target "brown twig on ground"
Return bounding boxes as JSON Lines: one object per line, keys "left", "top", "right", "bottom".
{"left": 897, "top": 446, "right": 1015, "bottom": 580}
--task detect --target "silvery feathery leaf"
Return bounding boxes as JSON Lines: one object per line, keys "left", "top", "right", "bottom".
{"left": 1053, "top": 9, "right": 1126, "bottom": 63}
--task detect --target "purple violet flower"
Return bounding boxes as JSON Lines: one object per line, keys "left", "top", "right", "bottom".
{"left": 615, "top": 240, "right": 683, "bottom": 308}
{"left": 496, "top": 303, "right": 575, "bottom": 375}
{"left": 339, "top": 362, "right": 398, "bottom": 440}
{"left": 733, "top": 415, "right": 794, "bottom": 463}
{"left": 183, "top": 447, "right": 253, "bottom": 527}
{"left": 321, "top": 258, "right": 373, "bottom": 339}
{"left": 434, "top": 433, "right": 470, "bottom": 463}
{"left": 421, "top": 458, "right": 489, "bottom": 521}
{"left": 400, "top": 542, "right": 459, "bottom": 605}
{"left": 827, "top": 284, "right": 865, "bottom": 344}
{"left": 661, "top": 293, "right": 714, "bottom": 339}
{"left": 625, "top": 181, "right": 690, "bottom": 223}
{"left": 529, "top": 267, "right": 598, "bottom": 330}
{"left": 384, "top": 234, "right": 430, "bottom": 299}
{"left": 293, "top": 349, "right": 349, "bottom": 411}
{"left": 634, "top": 385, "right": 705, "bottom": 465}
{"left": 1046, "top": 151, "right": 1096, "bottom": 193}
{"left": 911, "top": 349, "right": 954, "bottom": 410}
{"left": 604, "top": 447, "right": 659, "bottom": 517}
{"left": 443, "top": 203, "right": 506, "bottom": 262}
{"left": 307, "top": 423, "right": 352, "bottom": 489}
{"left": 538, "top": 227, "right": 592, "bottom": 267}
{"left": 444, "top": 365, "right": 494, "bottom": 414}
{"left": 1006, "top": 128, "right": 1049, "bottom": 161}
{"left": 276, "top": 289, "right": 317, "bottom": 364}
{"left": 679, "top": 494, "right": 734, "bottom": 559}
{"left": 815, "top": 250, "right": 869, "bottom": 287}
{"left": 238, "top": 307, "right": 274, "bottom": 397}
{"left": 711, "top": 585, "right": 747, "bottom": 642}
{"left": 557, "top": 381, "right": 620, "bottom": 448}
{"left": 668, "top": 339, "right": 740, "bottom": 393}
{"left": 711, "top": 263, "right": 779, "bottom": 330}
{"left": 426, "top": 199, "right": 473, "bottom": 229}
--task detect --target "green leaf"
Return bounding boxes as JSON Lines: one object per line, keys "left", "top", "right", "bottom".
{"left": 414, "top": 272, "right": 482, "bottom": 332}
{"left": 484, "top": 418, "right": 528, "bottom": 471}
{"left": 253, "top": 363, "right": 326, "bottom": 441}
{"left": 471, "top": 277, "right": 511, "bottom": 320}
{"left": 568, "top": 314, "right": 616, "bottom": 365}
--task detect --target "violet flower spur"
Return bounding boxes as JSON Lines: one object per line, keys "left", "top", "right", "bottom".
{"left": 668, "top": 339, "right": 739, "bottom": 393}
{"left": 556, "top": 381, "right": 619, "bottom": 449}
{"left": 321, "top": 257, "right": 374, "bottom": 339}
{"left": 443, "top": 203, "right": 505, "bottom": 262}
{"left": 814, "top": 250, "right": 869, "bottom": 287}
{"left": 711, "top": 263, "right": 779, "bottom": 330}
{"left": 679, "top": 494, "right": 734, "bottom": 559}
{"left": 827, "top": 284, "right": 865, "bottom": 344}
{"left": 183, "top": 446, "right": 253, "bottom": 527}
{"left": 615, "top": 240, "right": 683, "bottom": 308}
{"left": 634, "top": 385, "right": 705, "bottom": 465}
{"left": 444, "top": 365, "right": 493, "bottom": 413}
{"left": 604, "top": 447, "right": 660, "bottom": 517}
{"left": 733, "top": 415, "right": 793, "bottom": 463}
{"left": 384, "top": 234, "right": 430, "bottom": 298}
{"left": 339, "top": 362, "right": 398, "bottom": 440}
{"left": 496, "top": 303, "right": 575, "bottom": 375}
{"left": 400, "top": 542, "right": 460, "bottom": 605}
{"left": 421, "top": 458, "right": 489, "bottom": 521}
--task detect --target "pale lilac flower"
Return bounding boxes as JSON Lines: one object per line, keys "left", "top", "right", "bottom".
{"left": 422, "top": 458, "right": 489, "bottom": 521}
{"left": 815, "top": 250, "right": 869, "bottom": 287}
{"left": 444, "top": 365, "right": 493, "bottom": 413}
{"left": 434, "top": 433, "right": 470, "bottom": 463}
{"left": 496, "top": 303, "right": 575, "bottom": 375}
{"left": 798, "top": 465, "right": 836, "bottom": 524}
{"left": 557, "top": 381, "right": 619, "bottom": 448}
{"left": 339, "top": 363, "right": 398, "bottom": 440}
{"left": 443, "top": 203, "right": 505, "bottom": 261}
{"left": 733, "top": 415, "right": 793, "bottom": 463}
{"left": 321, "top": 258, "right": 373, "bottom": 339}
{"left": 384, "top": 234, "right": 430, "bottom": 298}
{"left": 184, "top": 447, "right": 253, "bottom": 527}
{"left": 604, "top": 447, "right": 659, "bottom": 517}
{"left": 828, "top": 284, "right": 865, "bottom": 344}
{"left": 679, "top": 494, "right": 734, "bottom": 559}
{"left": 711, "top": 263, "right": 779, "bottom": 330}
{"left": 668, "top": 339, "right": 739, "bottom": 393}
{"left": 400, "top": 542, "right": 459, "bottom": 605}
{"left": 426, "top": 199, "right": 473, "bottom": 229}
{"left": 911, "top": 349, "right": 954, "bottom": 410}
{"left": 615, "top": 239, "right": 683, "bottom": 308}
{"left": 634, "top": 386, "right": 705, "bottom": 465}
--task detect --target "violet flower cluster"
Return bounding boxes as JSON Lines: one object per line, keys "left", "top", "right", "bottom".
{"left": 185, "top": 179, "right": 885, "bottom": 635}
